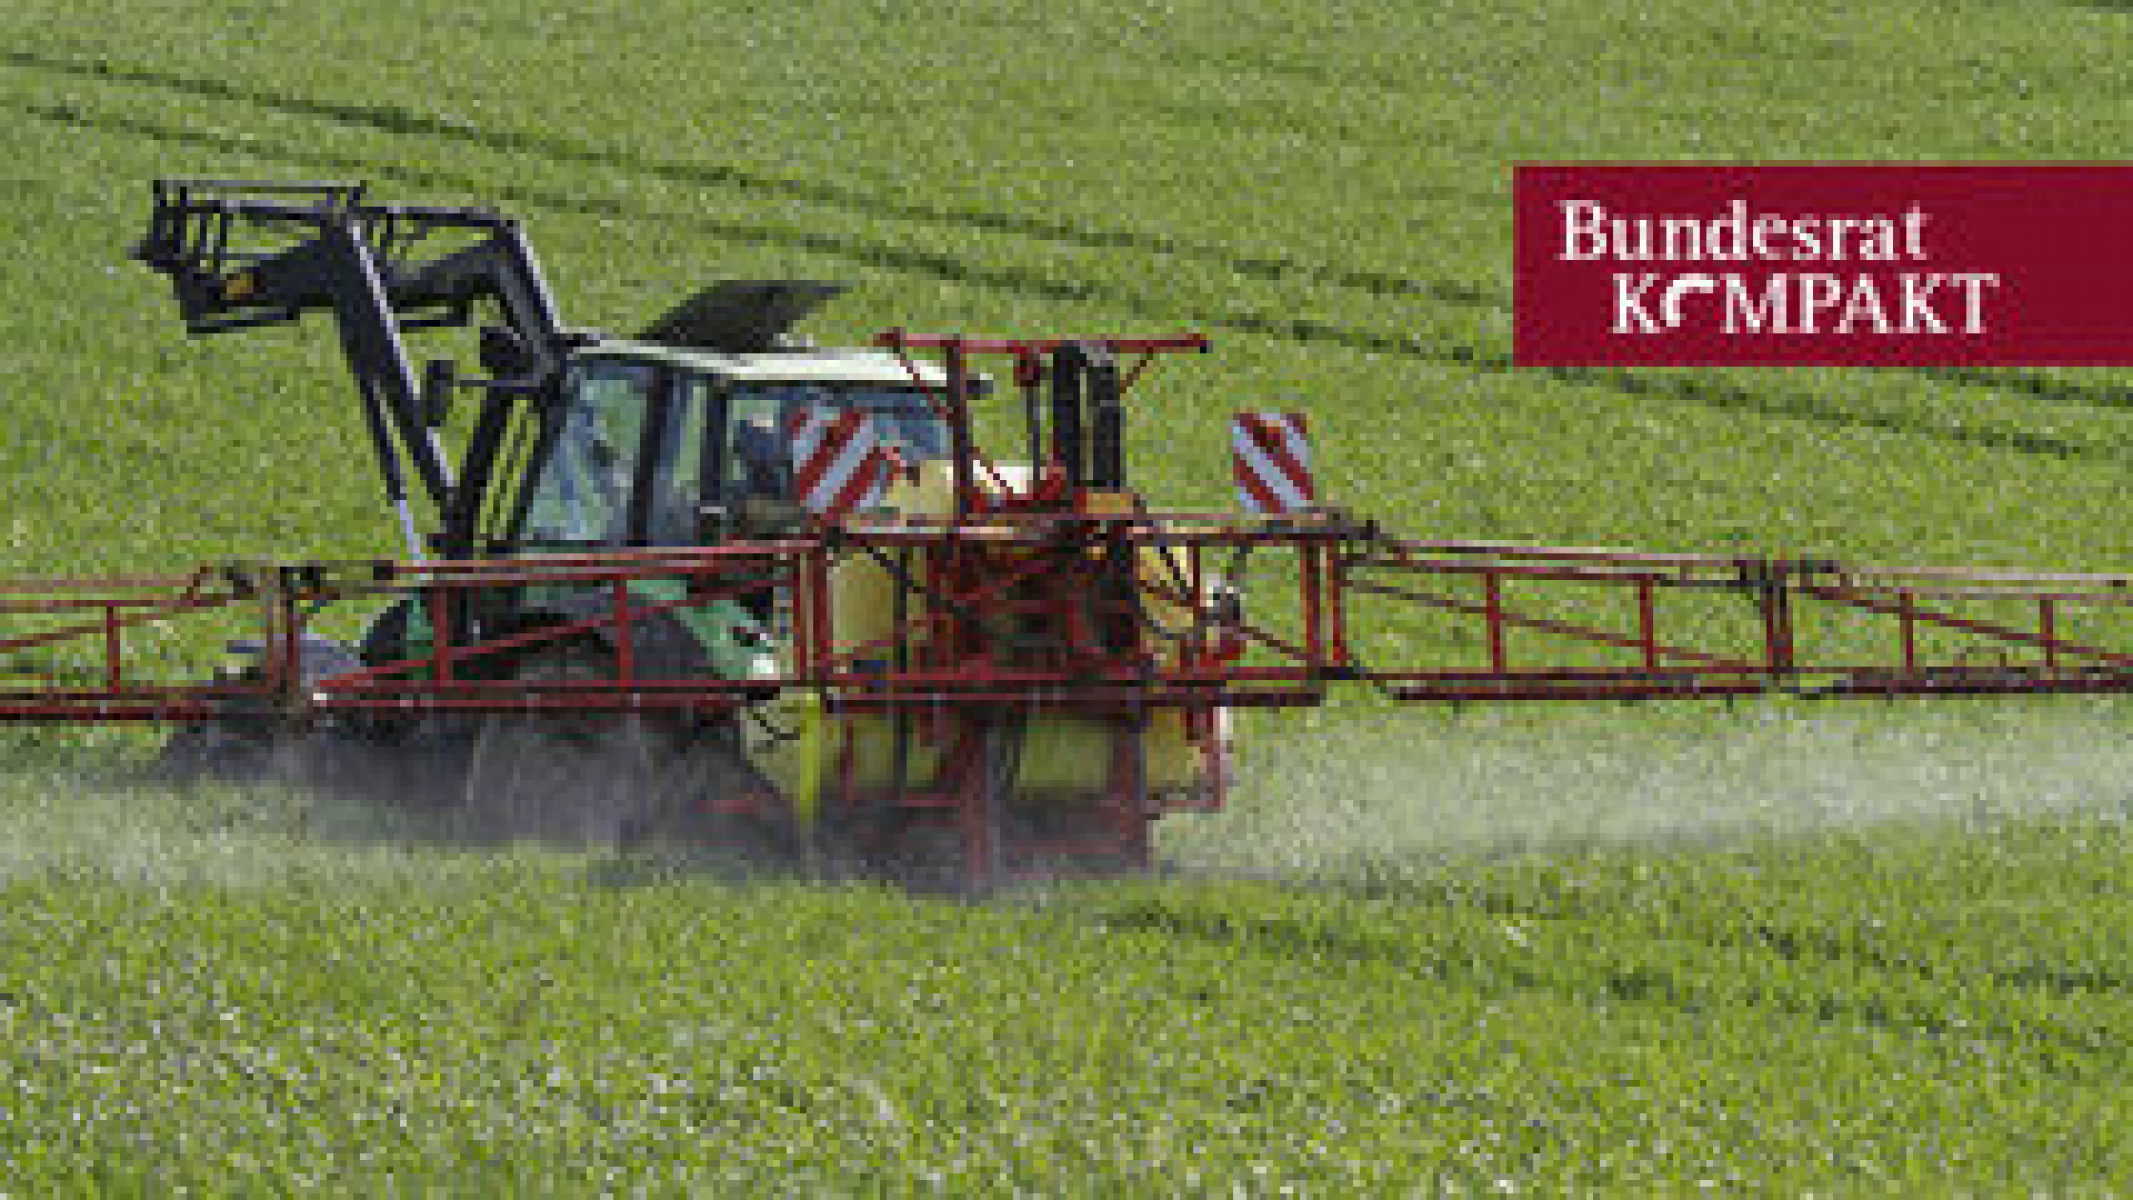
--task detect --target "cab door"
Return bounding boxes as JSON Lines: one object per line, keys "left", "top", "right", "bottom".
{"left": 514, "top": 358, "right": 719, "bottom": 550}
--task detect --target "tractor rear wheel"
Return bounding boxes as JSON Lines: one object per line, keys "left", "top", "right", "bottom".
{"left": 621, "top": 719, "right": 796, "bottom": 869}
{"left": 458, "top": 644, "right": 666, "bottom": 846}
{"left": 459, "top": 642, "right": 794, "bottom": 859}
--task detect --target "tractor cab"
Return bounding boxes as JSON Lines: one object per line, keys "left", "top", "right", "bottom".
{"left": 507, "top": 341, "right": 955, "bottom": 553}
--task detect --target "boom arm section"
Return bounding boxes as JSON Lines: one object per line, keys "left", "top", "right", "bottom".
{"left": 132, "top": 179, "right": 572, "bottom": 557}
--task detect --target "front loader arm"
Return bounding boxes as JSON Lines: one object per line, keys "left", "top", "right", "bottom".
{"left": 132, "top": 179, "right": 573, "bottom": 557}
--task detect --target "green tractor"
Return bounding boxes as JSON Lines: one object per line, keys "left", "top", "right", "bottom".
{"left": 137, "top": 181, "right": 959, "bottom": 850}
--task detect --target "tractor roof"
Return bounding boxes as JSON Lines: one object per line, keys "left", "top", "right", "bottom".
{"left": 581, "top": 339, "right": 953, "bottom": 388}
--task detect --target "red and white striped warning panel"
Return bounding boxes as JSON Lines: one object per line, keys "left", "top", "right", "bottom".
{"left": 1231, "top": 411, "right": 1315, "bottom": 514}
{"left": 789, "top": 406, "right": 888, "bottom": 519}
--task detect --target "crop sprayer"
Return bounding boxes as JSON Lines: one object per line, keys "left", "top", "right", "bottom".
{"left": 4, "top": 179, "right": 2132, "bottom": 889}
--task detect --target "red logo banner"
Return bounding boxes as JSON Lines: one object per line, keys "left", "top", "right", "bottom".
{"left": 1514, "top": 164, "right": 2133, "bottom": 367}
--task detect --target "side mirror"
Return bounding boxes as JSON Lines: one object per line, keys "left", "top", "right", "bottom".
{"left": 420, "top": 358, "right": 456, "bottom": 427}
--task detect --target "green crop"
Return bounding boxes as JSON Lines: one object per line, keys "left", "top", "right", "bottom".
{"left": 6, "top": 753, "right": 2133, "bottom": 1192}
{"left": 7, "top": 0, "right": 2133, "bottom": 1189}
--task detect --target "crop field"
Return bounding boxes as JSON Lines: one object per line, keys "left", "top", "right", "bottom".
{"left": 9, "top": 0, "right": 2133, "bottom": 1190}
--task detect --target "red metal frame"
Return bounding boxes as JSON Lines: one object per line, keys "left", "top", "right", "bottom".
{"left": 874, "top": 329, "right": 1210, "bottom": 512}
{"left": 22, "top": 531, "right": 2127, "bottom": 718}
{"left": 1351, "top": 539, "right": 2133, "bottom": 701}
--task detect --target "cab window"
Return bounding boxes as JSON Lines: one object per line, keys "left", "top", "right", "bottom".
{"left": 719, "top": 383, "right": 947, "bottom": 509}
{"left": 521, "top": 359, "right": 655, "bottom": 546}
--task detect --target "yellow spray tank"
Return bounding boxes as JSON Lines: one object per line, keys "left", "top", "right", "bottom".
{"left": 749, "top": 458, "right": 1230, "bottom": 822}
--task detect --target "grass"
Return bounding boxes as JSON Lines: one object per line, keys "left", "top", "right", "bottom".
{"left": 5, "top": 736, "right": 2133, "bottom": 1191}
{"left": 8, "top": 0, "right": 2133, "bottom": 1189}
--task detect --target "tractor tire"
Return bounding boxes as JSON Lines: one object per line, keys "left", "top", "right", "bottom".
{"left": 458, "top": 643, "right": 791, "bottom": 856}
{"left": 619, "top": 719, "right": 797, "bottom": 870}
{"left": 458, "top": 644, "right": 664, "bottom": 846}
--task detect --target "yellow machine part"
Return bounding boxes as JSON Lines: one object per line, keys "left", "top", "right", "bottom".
{"left": 748, "top": 462, "right": 1223, "bottom": 807}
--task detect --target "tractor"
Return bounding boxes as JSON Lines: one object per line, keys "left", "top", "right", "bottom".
{"left": 125, "top": 180, "right": 1240, "bottom": 883}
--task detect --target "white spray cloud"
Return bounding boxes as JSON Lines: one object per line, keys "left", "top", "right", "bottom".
{"left": 1163, "top": 700, "right": 2133, "bottom": 882}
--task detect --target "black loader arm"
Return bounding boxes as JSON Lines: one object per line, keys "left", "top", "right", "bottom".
{"left": 132, "top": 179, "right": 575, "bottom": 558}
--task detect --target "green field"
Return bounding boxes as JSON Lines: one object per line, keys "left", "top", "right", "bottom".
{"left": 9, "top": 0, "right": 2133, "bottom": 1190}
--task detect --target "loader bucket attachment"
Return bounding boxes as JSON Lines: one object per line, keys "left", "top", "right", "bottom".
{"left": 134, "top": 179, "right": 368, "bottom": 329}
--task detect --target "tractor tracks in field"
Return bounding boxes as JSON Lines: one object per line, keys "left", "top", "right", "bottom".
{"left": 13, "top": 100, "right": 1117, "bottom": 312}
{"left": 9, "top": 46, "right": 2133, "bottom": 467}
{"left": 0, "top": 48, "right": 1475, "bottom": 311}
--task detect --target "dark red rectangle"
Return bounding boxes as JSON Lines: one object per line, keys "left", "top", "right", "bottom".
{"left": 1515, "top": 164, "right": 2133, "bottom": 367}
